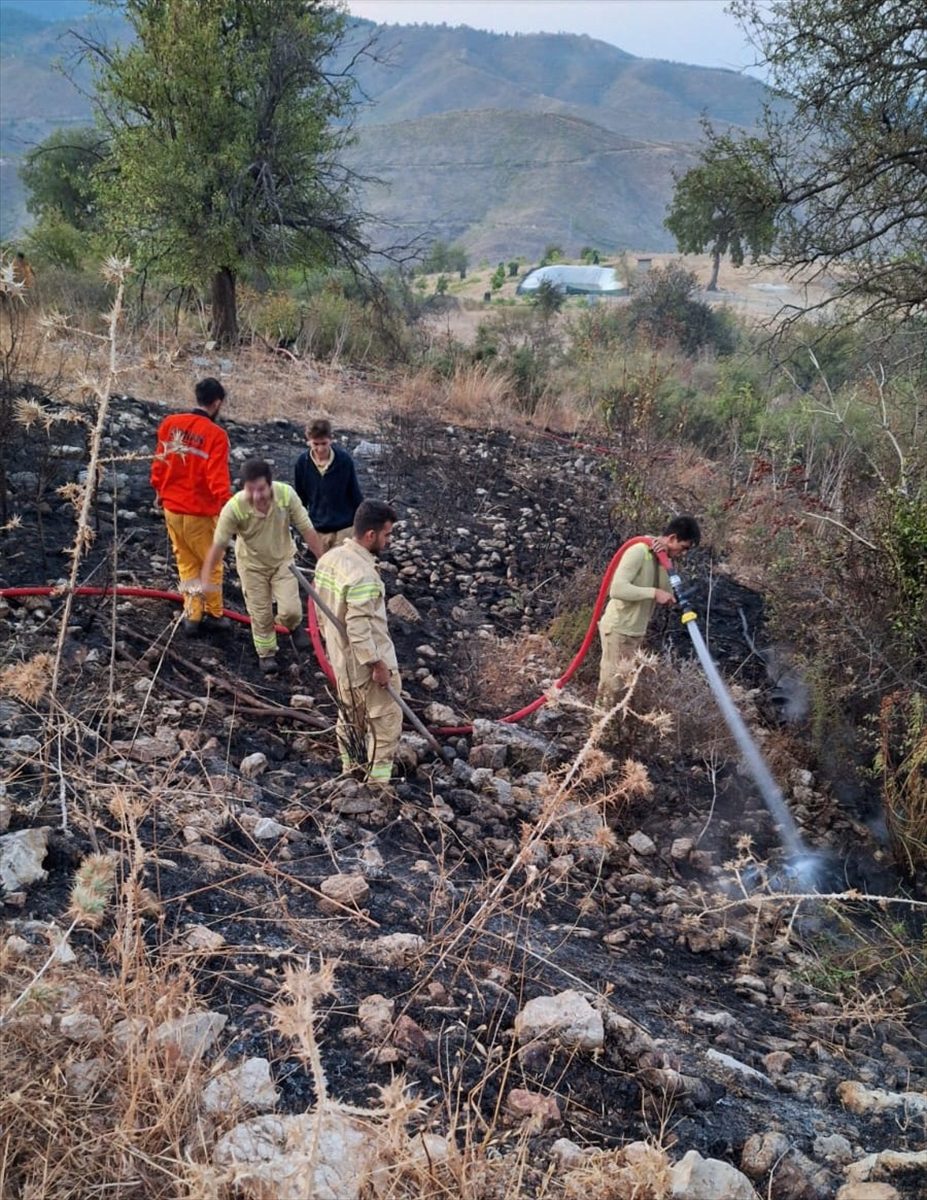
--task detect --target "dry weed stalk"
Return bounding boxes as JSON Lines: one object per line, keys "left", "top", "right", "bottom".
{"left": 40, "top": 258, "right": 131, "bottom": 832}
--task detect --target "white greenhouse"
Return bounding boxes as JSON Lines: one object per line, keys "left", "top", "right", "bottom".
{"left": 516, "top": 264, "right": 627, "bottom": 296}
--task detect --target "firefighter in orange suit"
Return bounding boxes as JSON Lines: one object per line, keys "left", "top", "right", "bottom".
{"left": 150, "top": 378, "right": 232, "bottom": 636}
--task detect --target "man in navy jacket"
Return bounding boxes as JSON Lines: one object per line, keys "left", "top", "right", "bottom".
{"left": 294, "top": 417, "right": 364, "bottom": 552}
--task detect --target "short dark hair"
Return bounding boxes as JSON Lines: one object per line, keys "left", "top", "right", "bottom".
{"left": 241, "top": 458, "right": 273, "bottom": 486}
{"left": 307, "top": 417, "right": 332, "bottom": 439}
{"left": 354, "top": 499, "right": 397, "bottom": 538}
{"left": 195, "top": 377, "right": 226, "bottom": 408}
{"left": 664, "top": 514, "right": 701, "bottom": 546}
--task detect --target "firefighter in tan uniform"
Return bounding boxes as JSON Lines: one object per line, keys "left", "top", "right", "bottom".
{"left": 313, "top": 500, "right": 401, "bottom": 786}
{"left": 596, "top": 515, "right": 701, "bottom": 709}
{"left": 200, "top": 459, "right": 324, "bottom": 675}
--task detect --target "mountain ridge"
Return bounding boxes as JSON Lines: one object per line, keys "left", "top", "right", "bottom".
{"left": 0, "top": 10, "right": 771, "bottom": 255}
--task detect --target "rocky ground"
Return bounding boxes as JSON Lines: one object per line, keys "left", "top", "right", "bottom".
{"left": 1, "top": 395, "right": 924, "bottom": 1199}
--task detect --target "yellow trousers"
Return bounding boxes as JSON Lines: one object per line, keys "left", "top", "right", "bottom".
{"left": 164, "top": 510, "right": 223, "bottom": 620}
{"left": 596, "top": 629, "right": 643, "bottom": 710}
{"left": 336, "top": 669, "right": 402, "bottom": 783}
{"left": 318, "top": 527, "right": 353, "bottom": 553}
{"left": 237, "top": 557, "right": 302, "bottom": 658}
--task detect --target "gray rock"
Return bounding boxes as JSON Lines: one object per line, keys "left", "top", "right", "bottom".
{"left": 60, "top": 1010, "right": 104, "bottom": 1043}
{"left": 471, "top": 718, "right": 554, "bottom": 770}
{"left": 251, "top": 817, "right": 290, "bottom": 841}
{"left": 469, "top": 743, "right": 507, "bottom": 770}
{"left": 66, "top": 1057, "right": 104, "bottom": 1098}
{"left": 319, "top": 873, "right": 370, "bottom": 913}
{"left": 669, "top": 1149, "right": 757, "bottom": 1199}
{"left": 213, "top": 1110, "right": 378, "bottom": 1200}
{"left": 0, "top": 826, "right": 51, "bottom": 892}
{"left": 1, "top": 734, "right": 42, "bottom": 758}
{"left": 813, "top": 1134, "right": 853, "bottom": 1164}
{"left": 154, "top": 1011, "right": 226, "bottom": 1060}
{"left": 514, "top": 989, "right": 604, "bottom": 1051}
{"left": 837, "top": 1080, "right": 927, "bottom": 1116}
{"left": 358, "top": 993, "right": 394, "bottom": 1040}
{"left": 240, "top": 752, "right": 268, "bottom": 779}
{"left": 184, "top": 925, "right": 225, "bottom": 952}
{"left": 365, "top": 932, "right": 425, "bottom": 966}
{"left": 706, "top": 1048, "right": 770, "bottom": 1085}
{"left": 836, "top": 1186, "right": 901, "bottom": 1200}
{"left": 628, "top": 830, "right": 657, "bottom": 856}
{"left": 203, "top": 1057, "right": 277, "bottom": 1114}
{"left": 424, "top": 702, "right": 459, "bottom": 725}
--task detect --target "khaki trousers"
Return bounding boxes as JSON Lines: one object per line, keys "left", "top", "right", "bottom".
{"left": 318, "top": 527, "right": 353, "bottom": 553}
{"left": 164, "top": 510, "right": 223, "bottom": 620}
{"left": 237, "top": 557, "right": 302, "bottom": 658}
{"left": 596, "top": 629, "right": 644, "bottom": 709}
{"left": 336, "top": 669, "right": 402, "bottom": 783}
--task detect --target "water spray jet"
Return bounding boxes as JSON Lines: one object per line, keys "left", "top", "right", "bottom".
{"left": 657, "top": 554, "right": 819, "bottom": 884}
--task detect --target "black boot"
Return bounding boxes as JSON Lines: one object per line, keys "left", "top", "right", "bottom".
{"left": 290, "top": 625, "right": 311, "bottom": 651}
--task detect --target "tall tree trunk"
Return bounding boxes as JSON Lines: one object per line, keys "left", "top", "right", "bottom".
{"left": 210, "top": 267, "right": 238, "bottom": 346}
{"left": 707, "top": 250, "right": 721, "bottom": 292}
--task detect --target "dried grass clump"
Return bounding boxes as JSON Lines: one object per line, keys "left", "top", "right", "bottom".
{"left": 878, "top": 689, "right": 927, "bottom": 878}
{"left": 619, "top": 656, "right": 736, "bottom": 762}
{"left": 0, "top": 946, "right": 215, "bottom": 1199}
{"left": 562, "top": 1140, "right": 672, "bottom": 1200}
{"left": 0, "top": 652, "right": 53, "bottom": 704}
{"left": 460, "top": 631, "right": 561, "bottom": 712}
{"left": 444, "top": 363, "right": 513, "bottom": 426}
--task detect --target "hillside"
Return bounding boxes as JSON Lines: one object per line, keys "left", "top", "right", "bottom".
{"left": 342, "top": 21, "right": 771, "bottom": 143}
{"left": 349, "top": 108, "right": 697, "bottom": 258}
{"left": 0, "top": 8, "right": 771, "bottom": 253}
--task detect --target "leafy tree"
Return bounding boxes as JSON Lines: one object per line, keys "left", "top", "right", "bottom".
{"left": 19, "top": 126, "right": 107, "bottom": 231}
{"left": 665, "top": 136, "right": 777, "bottom": 290}
{"left": 507, "top": 260, "right": 519, "bottom": 277}
{"left": 531, "top": 277, "right": 565, "bottom": 320}
{"left": 422, "top": 239, "right": 468, "bottom": 277}
{"left": 579, "top": 245, "right": 600, "bottom": 265}
{"left": 83, "top": 0, "right": 369, "bottom": 345}
{"left": 713, "top": 0, "right": 927, "bottom": 322}
{"left": 490, "top": 264, "right": 506, "bottom": 291}
{"left": 628, "top": 261, "right": 734, "bottom": 354}
{"left": 540, "top": 244, "right": 563, "bottom": 267}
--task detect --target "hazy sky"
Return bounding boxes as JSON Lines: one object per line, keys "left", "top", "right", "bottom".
{"left": 347, "top": 0, "right": 759, "bottom": 74}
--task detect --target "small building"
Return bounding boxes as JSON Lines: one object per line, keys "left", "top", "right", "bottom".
{"left": 516, "top": 264, "right": 627, "bottom": 297}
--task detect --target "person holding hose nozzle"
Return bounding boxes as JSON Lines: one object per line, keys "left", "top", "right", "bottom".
{"left": 199, "top": 459, "right": 325, "bottom": 676}
{"left": 596, "top": 514, "right": 701, "bottom": 709}
{"left": 312, "top": 500, "right": 402, "bottom": 788}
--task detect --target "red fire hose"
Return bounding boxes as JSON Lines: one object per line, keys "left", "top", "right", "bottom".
{"left": 0, "top": 585, "right": 300, "bottom": 637}
{"left": 305, "top": 535, "right": 665, "bottom": 735}
{"left": 0, "top": 537, "right": 666, "bottom": 739}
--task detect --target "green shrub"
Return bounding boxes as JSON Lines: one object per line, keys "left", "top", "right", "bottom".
{"left": 629, "top": 262, "right": 736, "bottom": 355}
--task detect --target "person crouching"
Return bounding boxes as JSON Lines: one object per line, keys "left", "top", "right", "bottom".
{"left": 200, "top": 459, "right": 324, "bottom": 675}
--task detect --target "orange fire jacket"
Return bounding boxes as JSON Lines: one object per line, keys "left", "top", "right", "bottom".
{"left": 150, "top": 409, "right": 232, "bottom": 517}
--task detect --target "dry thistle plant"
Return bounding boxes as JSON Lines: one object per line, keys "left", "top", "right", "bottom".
{"left": 0, "top": 652, "right": 53, "bottom": 704}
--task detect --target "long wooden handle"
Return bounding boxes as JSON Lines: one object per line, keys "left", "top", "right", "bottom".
{"left": 289, "top": 564, "right": 443, "bottom": 756}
